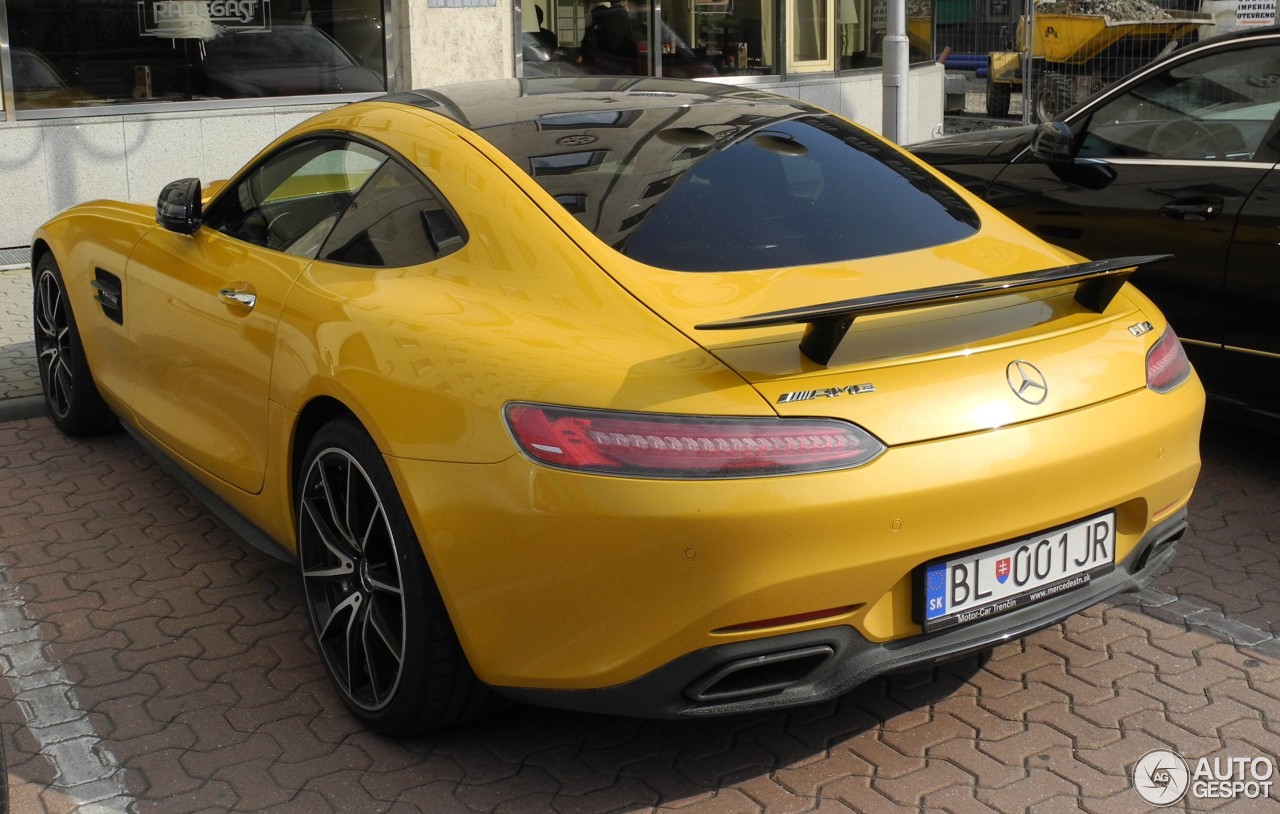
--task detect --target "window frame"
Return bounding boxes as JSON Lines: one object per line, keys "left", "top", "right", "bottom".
{"left": 0, "top": 0, "right": 396, "bottom": 122}
{"left": 203, "top": 130, "right": 468, "bottom": 267}
{"left": 786, "top": 0, "right": 836, "bottom": 73}
{"left": 1076, "top": 40, "right": 1280, "bottom": 164}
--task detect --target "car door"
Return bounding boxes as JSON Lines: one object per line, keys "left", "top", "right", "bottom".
{"left": 983, "top": 38, "right": 1280, "bottom": 387}
{"left": 125, "top": 136, "right": 387, "bottom": 492}
{"left": 1220, "top": 164, "right": 1280, "bottom": 409}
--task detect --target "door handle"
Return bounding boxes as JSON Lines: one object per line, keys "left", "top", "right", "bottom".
{"left": 218, "top": 286, "right": 257, "bottom": 309}
{"left": 1159, "top": 195, "right": 1225, "bottom": 221}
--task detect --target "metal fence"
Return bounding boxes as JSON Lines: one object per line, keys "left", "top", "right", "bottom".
{"left": 933, "top": 0, "right": 1217, "bottom": 123}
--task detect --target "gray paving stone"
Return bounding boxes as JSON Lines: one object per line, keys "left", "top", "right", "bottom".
{"left": 1, "top": 325, "right": 1279, "bottom": 812}
{"left": 0, "top": 267, "right": 38, "bottom": 401}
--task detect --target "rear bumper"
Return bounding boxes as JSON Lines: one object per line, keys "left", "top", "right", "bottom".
{"left": 390, "top": 374, "right": 1202, "bottom": 696}
{"left": 496, "top": 510, "right": 1185, "bottom": 718}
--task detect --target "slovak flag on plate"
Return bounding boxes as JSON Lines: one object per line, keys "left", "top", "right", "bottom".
{"left": 995, "top": 558, "right": 1011, "bottom": 584}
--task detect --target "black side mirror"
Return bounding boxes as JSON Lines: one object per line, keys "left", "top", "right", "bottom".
{"left": 1029, "top": 121, "right": 1076, "bottom": 166}
{"left": 156, "top": 178, "right": 202, "bottom": 235}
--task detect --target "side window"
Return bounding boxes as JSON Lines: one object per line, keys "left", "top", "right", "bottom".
{"left": 318, "top": 159, "right": 466, "bottom": 267}
{"left": 1079, "top": 44, "right": 1280, "bottom": 162}
{"left": 204, "top": 138, "right": 387, "bottom": 258}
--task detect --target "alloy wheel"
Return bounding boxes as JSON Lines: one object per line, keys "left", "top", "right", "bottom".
{"left": 34, "top": 268, "right": 74, "bottom": 420}
{"left": 298, "top": 447, "right": 408, "bottom": 712}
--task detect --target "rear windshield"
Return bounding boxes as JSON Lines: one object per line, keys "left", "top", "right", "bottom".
{"left": 477, "top": 108, "right": 980, "bottom": 271}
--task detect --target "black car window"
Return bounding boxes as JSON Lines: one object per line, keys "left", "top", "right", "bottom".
{"left": 477, "top": 107, "right": 979, "bottom": 272}
{"left": 204, "top": 138, "right": 387, "bottom": 258}
{"left": 318, "top": 159, "right": 466, "bottom": 267}
{"left": 1079, "top": 43, "right": 1280, "bottom": 162}
{"left": 618, "top": 117, "right": 980, "bottom": 272}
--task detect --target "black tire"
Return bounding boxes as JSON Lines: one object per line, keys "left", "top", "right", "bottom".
{"left": 986, "top": 78, "right": 1012, "bottom": 119}
{"left": 32, "top": 253, "right": 116, "bottom": 435}
{"left": 1033, "top": 72, "right": 1073, "bottom": 123}
{"left": 297, "top": 416, "right": 502, "bottom": 734}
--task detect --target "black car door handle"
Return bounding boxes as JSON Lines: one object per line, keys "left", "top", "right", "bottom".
{"left": 1160, "top": 195, "right": 1225, "bottom": 221}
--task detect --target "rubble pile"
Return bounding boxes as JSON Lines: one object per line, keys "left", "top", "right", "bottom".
{"left": 1035, "top": 0, "right": 1173, "bottom": 20}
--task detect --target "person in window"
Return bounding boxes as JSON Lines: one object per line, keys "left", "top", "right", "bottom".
{"left": 580, "top": 0, "right": 640, "bottom": 75}
{"left": 532, "top": 5, "right": 558, "bottom": 50}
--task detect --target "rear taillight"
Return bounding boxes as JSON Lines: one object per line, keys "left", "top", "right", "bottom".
{"left": 504, "top": 403, "right": 884, "bottom": 479}
{"left": 1146, "top": 327, "right": 1192, "bottom": 393}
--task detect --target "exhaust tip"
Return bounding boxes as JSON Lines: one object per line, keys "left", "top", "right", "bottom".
{"left": 684, "top": 645, "right": 834, "bottom": 703}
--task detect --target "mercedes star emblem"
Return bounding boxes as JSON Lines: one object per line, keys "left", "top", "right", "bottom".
{"left": 1007, "top": 360, "right": 1048, "bottom": 405}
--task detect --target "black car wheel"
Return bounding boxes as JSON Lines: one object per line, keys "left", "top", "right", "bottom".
{"left": 986, "top": 77, "right": 1012, "bottom": 118}
{"left": 297, "top": 417, "right": 501, "bottom": 733}
{"left": 32, "top": 253, "right": 116, "bottom": 435}
{"left": 1034, "top": 72, "right": 1073, "bottom": 123}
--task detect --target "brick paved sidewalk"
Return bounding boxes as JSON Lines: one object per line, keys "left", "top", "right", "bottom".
{"left": 0, "top": 267, "right": 40, "bottom": 416}
{"left": 0, "top": 413, "right": 1278, "bottom": 813}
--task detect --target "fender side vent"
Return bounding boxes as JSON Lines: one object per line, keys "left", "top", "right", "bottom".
{"left": 92, "top": 268, "right": 124, "bottom": 325}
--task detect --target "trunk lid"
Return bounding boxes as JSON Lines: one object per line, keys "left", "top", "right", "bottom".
{"left": 602, "top": 233, "right": 1163, "bottom": 446}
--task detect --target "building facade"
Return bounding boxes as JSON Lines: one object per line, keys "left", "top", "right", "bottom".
{"left": 0, "top": 0, "right": 944, "bottom": 248}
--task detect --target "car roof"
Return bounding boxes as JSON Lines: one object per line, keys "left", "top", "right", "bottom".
{"left": 366, "top": 77, "right": 981, "bottom": 274}
{"left": 1190, "top": 22, "right": 1280, "bottom": 50}
{"left": 378, "top": 76, "right": 821, "bottom": 131}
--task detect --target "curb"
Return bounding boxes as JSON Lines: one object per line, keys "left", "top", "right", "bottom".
{"left": 0, "top": 396, "right": 46, "bottom": 422}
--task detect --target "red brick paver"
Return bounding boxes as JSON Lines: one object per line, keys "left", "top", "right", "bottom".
{"left": 1, "top": 416, "right": 1278, "bottom": 813}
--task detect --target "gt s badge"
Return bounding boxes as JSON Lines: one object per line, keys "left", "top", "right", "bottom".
{"left": 1128, "top": 321, "right": 1154, "bottom": 337}
{"left": 777, "top": 383, "right": 876, "bottom": 404}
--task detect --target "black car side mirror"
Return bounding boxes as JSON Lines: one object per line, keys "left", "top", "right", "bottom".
{"left": 156, "top": 178, "right": 203, "bottom": 235}
{"left": 1029, "top": 121, "right": 1076, "bottom": 166}
{"left": 1030, "top": 121, "right": 1118, "bottom": 190}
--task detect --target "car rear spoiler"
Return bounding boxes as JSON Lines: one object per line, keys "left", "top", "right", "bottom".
{"left": 695, "top": 254, "right": 1171, "bottom": 366}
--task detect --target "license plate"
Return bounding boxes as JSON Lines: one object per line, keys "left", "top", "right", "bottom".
{"left": 919, "top": 512, "right": 1116, "bottom": 632}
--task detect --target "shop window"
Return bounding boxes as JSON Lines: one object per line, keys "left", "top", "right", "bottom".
{"left": 519, "top": 0, "right": 734, "bottom": 80}
{"left": 530, "top": 150, "right": 609, "bottom": 175}
{"left": 689, "top": 0, "right": 777, "bottom": 76}
{"left": 516, "top": 0, "right": 932, "bottom": 80}
{"left": 840, "top": 0, "right": 934, "bottom": 70}
{"left": 788, "top": 0, "right": 835, "bottom": 72}
{"left": 5, "top": 0, "right": 387, "bottom": 113}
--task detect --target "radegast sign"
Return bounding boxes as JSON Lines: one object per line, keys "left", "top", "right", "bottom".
{"left": 138, "top": 0, "right": 272, "bottom": 38}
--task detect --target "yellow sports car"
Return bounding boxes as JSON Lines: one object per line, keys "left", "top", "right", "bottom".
{"left": 32, "top": 77, "right": 1203, "bottom": 734}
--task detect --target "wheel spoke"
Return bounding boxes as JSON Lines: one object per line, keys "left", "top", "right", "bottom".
{"left": 36, "top": 275, "right": 59, "bottom": 336}
{"left": 34, "top": 270, "right": 76, "bottom": 417}
{"left": 360, "top": 601, "right": 404, "bottom": 705}
{"left": 48, "top": 368, "right": 70, "bottom": 413}
{"left": 344, "top": 462, "right": 360, "bottom": 551}
{"left": 298, "top": 442, "right": 410, "bottom": 713}
{"left": 315, "top": 589, "right": 362, "bottom": 646}
{"left": 35, "top": 307, "right": 57, "bottom": 341}
{"left": 299, "top": 498, "right": 356, "bottom": 578}
{"left": 364, "top": 572, "right": 402, "bottom": 597}
{"left": 358, "top": 502, "right": 382, "bottom": 556}
{"left": 318, "top": 458, "right": 357, "bottom": 547}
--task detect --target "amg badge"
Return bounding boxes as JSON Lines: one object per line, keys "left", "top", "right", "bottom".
{"left": 777, "top": 383, "right": 876, "bottom": 404}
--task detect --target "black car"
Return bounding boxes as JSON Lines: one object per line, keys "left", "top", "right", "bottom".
{"left": 912, "top": 25, "right": 1280, "bottom": 418}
